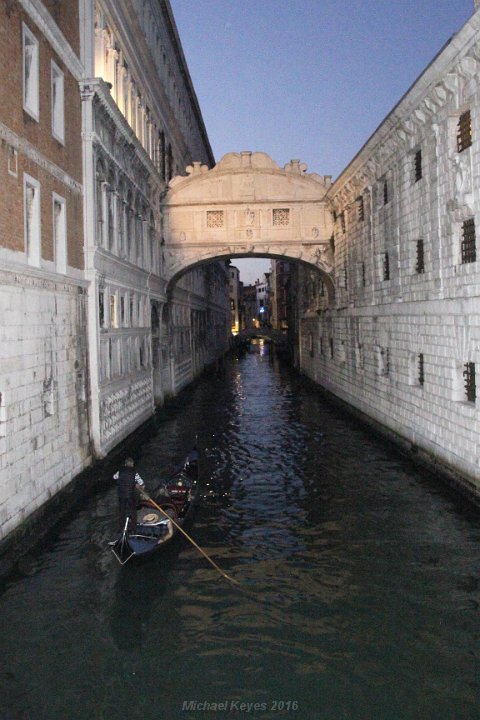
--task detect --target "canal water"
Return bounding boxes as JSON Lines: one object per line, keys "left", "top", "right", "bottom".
{"left": 0, "top": 343, "right": 479, "bottom": 720}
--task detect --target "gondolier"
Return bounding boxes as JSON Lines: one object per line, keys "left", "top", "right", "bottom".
{"left": 113, "top": 457, "right": 145, "bottom": 533}
{"left": 110, "top": 446, "right": 200, "bottom": 565}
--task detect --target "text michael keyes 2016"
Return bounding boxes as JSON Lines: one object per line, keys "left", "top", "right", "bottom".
{"left": 182, "top": 700, "right": 299, "bottom": 712}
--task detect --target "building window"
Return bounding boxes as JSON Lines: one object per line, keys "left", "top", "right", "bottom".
{"left": 51, "top": 61, "right": 65, "bottom": 143}
{"left": 23, "top": 23, "right": 39, "bottom": 120}
{"left": 410, "top": 352, "right": 425, "bottom": 386}
{"left": 206, "top": 210, "right": 224, "bottom": 228}
{"left": 99, "top": 290, "right": 105, "bottom": 328}
{"left": 383, "top": 180, "right": 389, "bottom": 205}
{"left": 8, "top": 147, "right": 18, "bottom": 177}
{"left": 24, "top": 174, "right": 41, "bottom": 266}
{"left": 356, "top": 196, "right": 365, "bottom": 222}
{"left": 53, "top": 194, "right": 67, "bottom": 274}
{"left": 355, "top": 343, "right": 364, "bottom": 370}
{"left": 357, "top": 261, "right": 366, "bottom": 287}
{"left": 110, "top": 294, "right": 118, "bottom": 328}
{"left": 43, "top": 379, "right": 56, "bottom": 417}
{"left": 463, "top": 362, "right": 476, "bottom": 403}
{"left": 376, "top": 346, "right": 390, "bottom": 377}
{"left": 273, "top": 208, "right": 290, "bottom": 226}
{"left": 415, "top": 239, "right": 425, "bottom": 274}
{"left": 309, "top": 333, "right": 314, "bottom": 358}
{"left": 457, "top": 110, "right": 472, "bottom": 153}
{"left": 339, "top": 213, "right": 346, "bottom": 234}
{"left": 418, "top": 353, "right": 425, "bottom": 386}
{"left": 383, "top": 252, "right": 390, "bottom": 281}
{"left": 414, "top": 149, "right": 422, "bottom": 182}
{"left": 461, "top": 218, "right": 476, "bottom": 264}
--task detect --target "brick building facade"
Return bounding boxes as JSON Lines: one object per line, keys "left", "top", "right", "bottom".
{"left": 0, "top": 0, "right": 90, "bottom": 540}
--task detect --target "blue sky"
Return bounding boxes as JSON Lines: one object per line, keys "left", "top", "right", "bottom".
{"left": 170, "top": 0, "right": 475, "bottom": 284}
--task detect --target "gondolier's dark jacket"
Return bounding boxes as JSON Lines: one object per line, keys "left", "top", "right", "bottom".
{"left": 114, "top": 467, "right": 144, "bottom": 499}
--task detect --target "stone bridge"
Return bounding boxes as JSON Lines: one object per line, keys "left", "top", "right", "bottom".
{"left": 161, "top": 151, "right": 335, "bottom": 295}
{"left": 236, "top": 327, "right": 287, "bottom": 345}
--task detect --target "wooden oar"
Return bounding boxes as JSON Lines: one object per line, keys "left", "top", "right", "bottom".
{"left": 139, "top": 490, "right": 239, "bottom": 586}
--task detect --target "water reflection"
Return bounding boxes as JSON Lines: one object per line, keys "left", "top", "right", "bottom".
{"left": 0, "top": 350, "right": 478, "bottom": 719}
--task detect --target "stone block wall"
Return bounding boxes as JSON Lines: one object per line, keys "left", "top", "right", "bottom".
{"left": 0, "top": 271, "right": 90, "bottom": 540}
{"left": 298, "top": 10, "right": 480, "bottom": 501}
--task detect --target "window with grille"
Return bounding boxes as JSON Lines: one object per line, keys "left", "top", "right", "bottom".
{"left": 383, "top": 252, "right": 390, "bottom": 281}
{"left": 461, "top": 218, "right": 476, "bottom": 264}
{"left": 206, "top": 210, "right": 224, "bottom": 228}
{"left": 354, "top": 342, "right": 364, "bottom": 369}
{"left": 418, "top": 353, "right": 425, "bottom": 386}
{"left": 357, "top": 196, "right": 365, "bottom": 222}
{"left": 416, "top": 239, "right": 425, "bottom": 274}
{"left": 463, "top": 362, "right": 476, "bottom": 403}
{"left": 414, "top": 149, "right": 422, "bottom": 182}
{"left": 376, "top": 346, "right": 390, "bottom": 376}
{"left": 273, "top": 208, "right": 290, "bottom": 226}
{"left": 457, "top": 110, "right": 472, "bottom": 153}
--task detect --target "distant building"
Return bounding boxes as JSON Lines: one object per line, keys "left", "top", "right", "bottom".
{"left": 228, "top": 265, "right": 240, "bottom": 334}
{"left": 240, "top": 284, "right": 257, "bottom": 330}
{"left": 255, "top": 273, "right": 271, "bottom": 326}
{"left": 270, "top": 260, "right": 292, "bottom": 331}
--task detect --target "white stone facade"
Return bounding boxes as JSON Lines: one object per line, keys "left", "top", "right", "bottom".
{"left": 0, "top": 271, "right": 90, "bottom": 539}
{"left": 80, "top": 0, "right": 230, "bottom": 457}
{"left": 298, "top": 8, "right": 480, "bottom": 501}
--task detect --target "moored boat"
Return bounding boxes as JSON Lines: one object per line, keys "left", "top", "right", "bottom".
{"left": 110, "top": 447, "right": 200, "bottom": 565}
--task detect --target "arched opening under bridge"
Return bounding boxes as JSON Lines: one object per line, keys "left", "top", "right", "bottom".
{"left": 161, "top": 151, "right": 335, "bottom": 300}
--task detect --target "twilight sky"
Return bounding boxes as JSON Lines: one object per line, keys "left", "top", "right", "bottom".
{"left": 170, "top": 0, "right": 475, "bottom": 284}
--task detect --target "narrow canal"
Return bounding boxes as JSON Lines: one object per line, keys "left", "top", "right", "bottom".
{"left": 0, "top": 344, "right": 479, "bottom": 720}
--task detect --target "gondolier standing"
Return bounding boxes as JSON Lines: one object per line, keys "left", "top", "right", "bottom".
{"left": 113, "top": 458, "right": 145, "bottom": 533}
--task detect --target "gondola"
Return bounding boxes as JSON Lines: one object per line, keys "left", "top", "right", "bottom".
{"left": 110, "top": 448, "right": 200, "bottom": 565}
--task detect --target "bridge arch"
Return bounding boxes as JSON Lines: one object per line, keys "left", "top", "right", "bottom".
{"left": 161, "top": 151, "right": 335, "bottom": 296}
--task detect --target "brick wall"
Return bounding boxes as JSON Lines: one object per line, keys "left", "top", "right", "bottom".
{"left": 0, "top": 2, "right": 82, "bottom": 185}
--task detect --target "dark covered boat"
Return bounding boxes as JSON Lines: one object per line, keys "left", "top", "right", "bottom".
{"left": 110, "top": 448, "right": 200, "bottom": 565}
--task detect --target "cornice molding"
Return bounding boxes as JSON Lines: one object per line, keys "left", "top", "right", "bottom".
{"left": 0, "top": 262, "right": 88, "bottom": 293}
